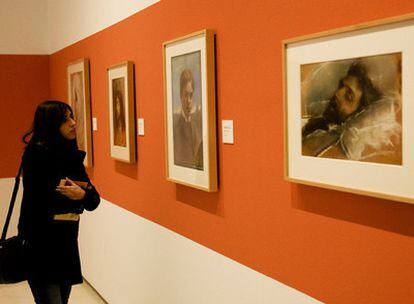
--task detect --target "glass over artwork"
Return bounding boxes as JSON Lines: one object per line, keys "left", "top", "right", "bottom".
{"left": 301, "top": 53, "right": 402, "bottom": 165}
{"left": 112, "top": 77, "right": 126, "bottom": 147}
{"left": 171, "top": 51, "right": 203, "bottom": 170}
{"left": 70, "top": 71, "right": 85, "bottom": 151}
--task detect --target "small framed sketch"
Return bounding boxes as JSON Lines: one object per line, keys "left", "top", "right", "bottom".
{"left": 107, "top": 61, "right": 136, "bottom": 163}
{"left": 67, "top": 58, "right": 93, "bottom": 167}
{"left": 163, "top": 29, "right": 217, "bottom": 192}
{"left": 283, "top": 14, "right": 414, "bottom": 204}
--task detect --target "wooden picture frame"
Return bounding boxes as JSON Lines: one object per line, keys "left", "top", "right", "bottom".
{"left": 107, "top": 61, "right": 136, "bottom": 163}
{"left": 67, "top": 58, "right": 93, "bottom": 167}
{"left": 283, "top": 14, "right": 414, "bottom": 204}
{"left": 163, "top": 29, "right": 217, "bottom": 192}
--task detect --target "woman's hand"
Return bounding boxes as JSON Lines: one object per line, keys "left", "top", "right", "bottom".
{"left": 56, "top": 178, "right": 86, "bottom": 200}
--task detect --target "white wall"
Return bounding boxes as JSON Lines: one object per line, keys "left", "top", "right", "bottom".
{"left": 79, "top": 198, "right": 321, "bottom": 304}
{"left": 0, "top": 0, "right": 48, "bottom": 54}
{"left": 0, "top": 178, "right": 23, "bottom": 238}
{"left": 0, "top": 0, "right": 160, "bottom": 54}
{"left": 47, "top": 0, "right": 160, "bottom": 54}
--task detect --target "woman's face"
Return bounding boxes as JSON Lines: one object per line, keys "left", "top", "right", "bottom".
{"left": 59, "top": 110, "right": 77, "bottom": 140}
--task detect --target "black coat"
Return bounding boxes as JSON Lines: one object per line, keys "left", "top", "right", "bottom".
{"left": 18, "top": 143, "right": 100, "bottom": 285}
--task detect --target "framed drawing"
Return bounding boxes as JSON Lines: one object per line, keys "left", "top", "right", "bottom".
{"left": 67, "top": 58, "right": 93, "bottom": 167}
{"left": 107, "top": 61, "right": 136, "bottom": 163}
{"left": 283, "top": 14, "right": 414, "bottom": 204}
{"left": 163, "top": 29, "right": 217, "bottom": 192}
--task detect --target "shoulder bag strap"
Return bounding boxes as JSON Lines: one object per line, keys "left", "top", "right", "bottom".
{"left": 1, "top": 157, "right": 23, "bottom": 241}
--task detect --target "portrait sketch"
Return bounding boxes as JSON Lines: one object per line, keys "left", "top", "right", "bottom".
{"left": 107, "top": 61, "right": 136, "bottom": 163}
{"left": 284, "top": 16, "right": 414, "bottom": 203}
{"left": 67, "top": 59, "right": 92, "bottom": 167}
{"left": 301, "top": 53, "right": 402, "bottom": 165}
{"left": 164, "top": 29, "right": 217, "bottom": 191}
{"left": 70, "top": 71, "right": 85, "bottom": 151}
{"left": 171, "top": 51, "right": 204, "bottom": 170}
{"left": 112, "top": 77, "right": 126, "bottom": 147}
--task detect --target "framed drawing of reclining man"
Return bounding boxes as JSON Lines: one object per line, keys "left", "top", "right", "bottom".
{"left": 284, "top": 14, "right": 414, "bottom": 204}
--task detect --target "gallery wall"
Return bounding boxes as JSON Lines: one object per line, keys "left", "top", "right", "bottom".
{"left": 0, "top": 55, "right": 50, "bottom": 177}
{"left": 1, "top": 0, "right": 414, "bottom": 303}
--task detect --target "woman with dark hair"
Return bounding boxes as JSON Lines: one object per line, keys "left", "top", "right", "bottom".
{"left": 18, "top": 100, "right": 100, "bottom": 304}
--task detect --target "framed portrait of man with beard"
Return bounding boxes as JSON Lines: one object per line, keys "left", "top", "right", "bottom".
{"left": 284, "top": 15, "right": 414, "bottom": 204}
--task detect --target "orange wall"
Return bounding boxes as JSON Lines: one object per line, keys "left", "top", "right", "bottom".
{"left": 0, "top": 55, "right": 49, "bottom": 178}
{"left": 48, "top": 1, "right": 414, "bottom": 303}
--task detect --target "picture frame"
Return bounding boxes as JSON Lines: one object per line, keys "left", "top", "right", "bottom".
{"left": 67, "top": 58, "right": 93, "bottom": 168}
{"left": 163, "top": 29, "right": 218, "bottom": 192}
{"left": 107, "top": 61, "right": 136, "bottom": 163}
{"left": 283, "top": 14, "right": 414, "bottom": 204}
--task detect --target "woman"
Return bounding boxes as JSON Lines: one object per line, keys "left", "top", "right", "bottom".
{"left": 18, "top": 100, "right": 100, "bottom": 304}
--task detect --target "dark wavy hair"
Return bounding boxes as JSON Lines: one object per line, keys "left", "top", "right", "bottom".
{"left": 345, "top": 61, "right": 382, "bottom": 110}
{"left": 23, "top": 100, "right": 77, "bottom": 149}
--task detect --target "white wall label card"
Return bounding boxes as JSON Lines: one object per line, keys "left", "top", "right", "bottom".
{"left": 222, "top": 120, "right": 234, "bottom": 144}
{"left": 138, "top": 118, "right": 145, "bottom": 136}
{"left": 92, "top": 117, "right": 98, "bottom": 131}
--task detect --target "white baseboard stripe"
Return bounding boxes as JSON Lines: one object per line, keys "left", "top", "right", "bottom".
{"left": 79, "top": 198, "right": 320, "bottom": 304}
